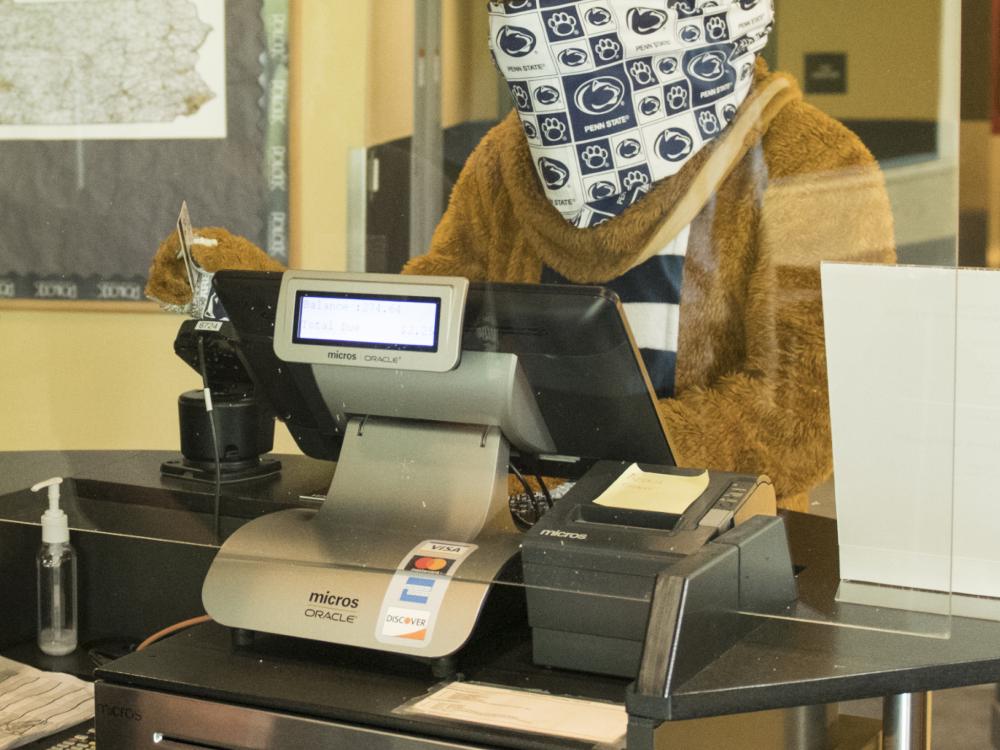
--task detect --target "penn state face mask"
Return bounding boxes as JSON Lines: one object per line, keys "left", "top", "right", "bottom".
{"left": 488, "top": 0, "right": 774, "bottom": 228}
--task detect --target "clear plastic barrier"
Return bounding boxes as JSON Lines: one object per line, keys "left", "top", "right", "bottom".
{"left": 9, "top": 0, "right": 999, "bottom": 697}
{"left": 351, "top": 0, "right": 963, "bottom": 638}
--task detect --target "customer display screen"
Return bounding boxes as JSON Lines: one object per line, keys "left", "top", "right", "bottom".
{"left": 293, "top": 291, "right": 440, "bottom": 352}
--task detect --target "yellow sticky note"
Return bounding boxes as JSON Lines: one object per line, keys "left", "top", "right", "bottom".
{"left": 594, "top": 463, "right": 709, "bottom": 514}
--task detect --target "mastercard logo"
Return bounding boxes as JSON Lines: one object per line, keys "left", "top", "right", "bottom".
{"left": 412, "top": 557, "right": 448, "bottom": 571}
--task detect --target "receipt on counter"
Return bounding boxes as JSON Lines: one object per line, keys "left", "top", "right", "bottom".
{"left": 397, "top": 681, "right": 626, "bottom": 745}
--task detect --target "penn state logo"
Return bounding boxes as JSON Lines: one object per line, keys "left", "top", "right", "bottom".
{"left": 655, "top": 128, "right": 694, "bottom": 162}
{"left": 668, "top": 0, "right": 698, "bottom": 13}
{"left": 559, "top": 48, "right": 589, "bottom": 67}
{"left": 657, "top": 57, "right": 678, "bottom": 76}
{"left": 686, "top": 49, "right": 728, "bottom": 82}
{"left": 617, "top": 139, "right": 642, "bottom": 159}
{"left": 588, "top": 181, "right": 617, "bottom": 200}
{"left": 538, "top": 157, "right": 570, "bottom": 190}
{"left": 535, "top": 85, "right": 561, "bottom": 105}
{"left": 679, "top": 25, "right": 701, "bottom": 43}
{"left": 573, "top": 76, "right": 626, "bottom": 116}
{"left": 522, "top": 119, "right": 538, "bottom": 139}
{"left": 504, "top": 0, "right": 534, "bottom": 9}
{"left": 585, "top": 7, "right": 612, "bottom": 26}
{"left": 626, "top": 8, "right": 668, "bottom": 35}
{"left": 722, "top": 103, "right": 737, "bottom": 122}
{"left": 739, "top": 0, "right": 759, "bottom": 8}
{"left": 639, "top": 96, "right": 661, "bottom": 116}
{"left": 496, "top": 25, "right": 537, "bottom": 57}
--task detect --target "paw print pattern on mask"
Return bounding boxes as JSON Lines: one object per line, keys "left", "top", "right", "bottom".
{"left": 593, "top": 37, "right": 622, "bottom": 63}
{"left": 487, "top": 0, "right": 774, "bottom": 227}
{"left": 705, "top": 16, "right": 728, "bottom": 41}
{"left": 541, "top": 117, "right": 568, "bottom": 142}
{"left": 666, "top": 85, "right": 688, "bottom": 111}
{"left": 622, "top": 170, "right": 651, "bottom": 191}
{"left": 511, "top": 84, "right": 531, "bottom": 111}
{"left": 548, "top": 12, "right": 578, "bottom": 38}
{"left": 698, "top": 109, "right": 721, "bottom": 135}
{"left": 581, "top": 144, "right": 611, "bottom": 170}
{"left": 629, "top": 60, "right": 655, "bottom": 87}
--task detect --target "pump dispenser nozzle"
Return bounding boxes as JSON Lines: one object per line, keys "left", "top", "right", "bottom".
{"left": 31, "top": 477, "right": 68, "bottom": 544}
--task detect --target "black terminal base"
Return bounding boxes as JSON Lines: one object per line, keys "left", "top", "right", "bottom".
{"left": 160, "top": 457, "right": 282, "bottom": 484}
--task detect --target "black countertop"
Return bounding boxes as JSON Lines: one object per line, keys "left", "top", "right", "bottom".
{"left": 4, "top": 451, "right": 1000, "bottom": 745}
{"left": 0, "top": 450, "right": 334, "bottom": 546}
{"left": 95, "top": 512, "right": 1000, "bottom": 743}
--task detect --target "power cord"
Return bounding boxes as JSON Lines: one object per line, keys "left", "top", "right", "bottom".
{"left": 508, "top": 463, "right": 550, "bottom": 530}
{"left": 136, "top": 615, "right": 213, "bottom": 652}
{"left": 196, "top": 335, "right": 223, "bottom": 544}
{"left": 533, "top": 471, "right": 553, "bottom": 510}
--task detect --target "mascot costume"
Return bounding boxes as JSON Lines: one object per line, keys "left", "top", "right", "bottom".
{"left": 147, "top": 0, "right": 895, "bottom": 511}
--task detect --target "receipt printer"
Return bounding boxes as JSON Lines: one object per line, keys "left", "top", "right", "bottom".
{"left": 521, "top": 461, "right": 793, "bottom": 678}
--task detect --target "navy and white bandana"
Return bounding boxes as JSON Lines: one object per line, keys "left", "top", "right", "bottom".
{"left": 488, "top": 0, "right": 774, "bottom": 228}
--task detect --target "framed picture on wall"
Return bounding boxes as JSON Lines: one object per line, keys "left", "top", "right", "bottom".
{"left": 0, "top": 0, "right": 289, "bottom": 309}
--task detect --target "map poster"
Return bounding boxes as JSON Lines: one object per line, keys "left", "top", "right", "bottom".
{"left": 0, "top": 0, "right": 289, "bottom": 305}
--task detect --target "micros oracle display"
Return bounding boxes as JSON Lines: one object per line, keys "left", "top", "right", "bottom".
{"left": 215, "top": 270, "right": 674, "bottom": 470}
{"left": 274, "top": 273, "right": 467, "bottom": 374}
{"left": 293, "top": 292, "right": 441, "bottom": 352}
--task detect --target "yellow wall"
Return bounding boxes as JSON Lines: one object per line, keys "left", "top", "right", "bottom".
{"left": 990, "top": 134, "right": 1000, "bottom": 267}
{"left": 0, "top": 0, "right": 369, "bottom": 453}
{"left": 367, "top": 1, "right": 499, "bottom": 146}
{"left": 777, "top": 0, "right": 942, "bottom": 121}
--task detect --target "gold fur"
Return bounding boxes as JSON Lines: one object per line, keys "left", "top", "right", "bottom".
{"left": 405, "top": 68, "right": 896, "bottom": 510}
{"left": 145, "top": 227, "right": 285, "bottom": 307}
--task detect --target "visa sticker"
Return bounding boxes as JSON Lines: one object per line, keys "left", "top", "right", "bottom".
{"left": 375, "top": 540, "right": 477, "bottom": 648}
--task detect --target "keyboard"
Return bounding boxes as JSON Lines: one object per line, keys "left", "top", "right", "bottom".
{"left": 23, "top": 722, "right": 95, "bottom": 749}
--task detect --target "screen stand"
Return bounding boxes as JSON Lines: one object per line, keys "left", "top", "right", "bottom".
{"left": 202, "top": 416, "right": 523, "bottom": 659}
{"left": 316, "top": 416, "right": 515, "bottom": 540}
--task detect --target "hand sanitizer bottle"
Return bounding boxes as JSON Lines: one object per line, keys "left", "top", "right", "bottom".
{"left": 31, "top": 478, "right": 78, "bottom": 656}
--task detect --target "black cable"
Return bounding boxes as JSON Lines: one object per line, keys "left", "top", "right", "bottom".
{"left": 533, "top": 473, "right": 553, "bottom": 509}
{"left": 509, "top": 463, "right": 544, "bottom": 529}
{"left": 196, "top": 335, "right": 223, "bottom": 544}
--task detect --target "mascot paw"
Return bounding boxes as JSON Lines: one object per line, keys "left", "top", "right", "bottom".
{"left": 145, "top": 226, "right": 286, "bottom": 312}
